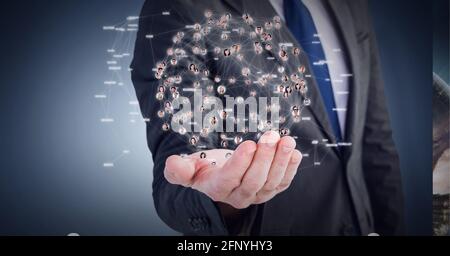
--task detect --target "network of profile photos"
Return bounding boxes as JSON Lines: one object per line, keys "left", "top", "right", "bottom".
{"left": 98, "top": 9, "right": 352, "bottom": 168}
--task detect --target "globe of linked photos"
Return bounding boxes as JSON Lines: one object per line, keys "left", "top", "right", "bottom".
{"left": 153, "top": 10, "right": 310, "bottom": 150}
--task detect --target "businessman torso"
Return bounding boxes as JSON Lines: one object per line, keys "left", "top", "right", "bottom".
{"left": 131, "top": 0, "right": 404, "bottom": 235}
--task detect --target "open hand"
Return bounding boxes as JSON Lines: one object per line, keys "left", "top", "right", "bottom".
{"left": 164, "top": 131, "right": 302, "bottom": 209}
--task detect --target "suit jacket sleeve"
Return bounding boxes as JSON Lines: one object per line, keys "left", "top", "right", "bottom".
{"left": 130, "top": 0, "right": 228, "bottom": 235}
{"left": 361, "top": 6, "right": 405, "bottom": 235}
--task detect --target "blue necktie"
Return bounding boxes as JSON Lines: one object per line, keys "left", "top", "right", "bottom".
{"left": 284, "top": 0, "right": 342, "bottom": 141}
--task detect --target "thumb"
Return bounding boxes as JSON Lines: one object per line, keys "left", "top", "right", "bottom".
{"left": 164, "top": 155, "right": 209, "bottom": 187}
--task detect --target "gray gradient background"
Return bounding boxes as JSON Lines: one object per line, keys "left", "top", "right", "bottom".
{"left": 0, "top": 0, "right": 432, "bottom": 235}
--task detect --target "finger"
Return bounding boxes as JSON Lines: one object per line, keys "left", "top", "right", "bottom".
{"left": 208, "top": 140, "right": 257, "bottom": 200}
{"left": 229, "top": 131, "right": 280, "bottom": 206}
{"left": 276, "top": 149, "right": 302, "bottom": 192}
{"left": 258, "top": 136, "right": 296, "bottom": 194}
{"left": 255, "top": 149, "right": 302, "bottom": 204}
{"left": 164, "top": 155, "right": 208, "bottom": 187}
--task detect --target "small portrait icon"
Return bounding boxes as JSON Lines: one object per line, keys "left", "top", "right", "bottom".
{"left": 193, "top": 32, "right": 201, "bottom": 41}
{"left": 279, "top": 49, "right": 288, "bottom": 61}
{"left": 285, "top": 86, "right": 293, "bottom": 94}
{"left": 298, "top": 65, "right": 306, "bottom": 74}
{"left": 300, "top": 85, "right": 308, "bottom": 95}
{"left": 189, "top": 63, "right": 196, "bottom": 72}
{"left": 223, "top": 48, "right": 231, "bottom": 56}
{"left": 217, "top": 85, "right": 226, "bottom": 95}
{"left": 190, "top": 136, "right": 198, "bottom": 146}
{"left": 234, "top": 136, "right": 243, "bottom": 144}
{"left": 242, "top": 13, "right": 254, "bottom": 25}
{"left": 303, "top": 98, "right": 311, "bottom": 106}
{"left": 162, "top": 122, "right": 170, "bottom": 131}
{"left": 220, "top": 110, "right": 228, "bottom": 119}
{"left": 221, "top": 33, "right": 228, "bottom": 40}
{"left": 263, "top": 33, "right": 272, "bottom": 41}
{"left": 274, "top": 21, "right": 281, "bottom": 29}
{"left": 221, "top": 140, "right": 229, "bottom": 148}
{"left": 279, "top": 128, "right": 290, "bottom": 136}
{"left": 292, "top": 105, "right": 300, "bottom": 116}
{"left": 241, "top": 67, "right": 250, "bottom": 76}
{"left": 254, "top": 41, "right": 263, "bottom": 54}
{"left": 255, "top": 26, "right": 263, "bottom": 34}
{"left": 174, "top": 75, "right": 182, "bottom": 84}
{"left": 164, "top": 101, "right": 173, "bottom": 113}
{"left": 231, "top": 44, "right": 241, "bottom": 53}
{"left": 210, "top": 116, "right": 218, "bottom": 126}
{"left": 156, "top": 92, "right": 164, "bottom": 101}
{"left": 204, "top": 10, "right": 212, "bottom": 18}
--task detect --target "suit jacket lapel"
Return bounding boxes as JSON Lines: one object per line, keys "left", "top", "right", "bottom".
{"left": 326, "top": 0, "right": 365, "bottom": 160}
{"left": 221, "top": 0, "right": 243, "bottom": 14}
